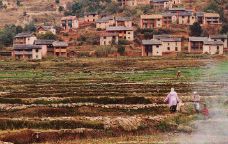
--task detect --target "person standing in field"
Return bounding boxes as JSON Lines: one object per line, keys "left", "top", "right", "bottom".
{"left": 192, "top": 91, "right": 200, "bottom": 113}
{"left": 164, "top": 88, "right": 181, "bottom": 113}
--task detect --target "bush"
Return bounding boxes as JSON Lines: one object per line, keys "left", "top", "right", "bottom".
{"left": 37, "top": 32, "right": 57, "bottom": 40}
{"left": 95, "top": 46, "right": 115, "bottom": 57}
{"left": 117, "top": 45, "right": 125, "bottom": 55}
{"left": 189, "top": 22, "right": 202, "bottom": 36}
{"left": 118, "top": 39, "right": 130, "bottom": 45}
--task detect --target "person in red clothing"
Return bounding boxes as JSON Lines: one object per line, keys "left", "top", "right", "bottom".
{"left": 201, "top": 103, "right": 209, "bottom": 119}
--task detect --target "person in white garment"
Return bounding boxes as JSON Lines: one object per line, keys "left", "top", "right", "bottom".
{"left": 164, "top": 88, "right": 181, "bottom": 113}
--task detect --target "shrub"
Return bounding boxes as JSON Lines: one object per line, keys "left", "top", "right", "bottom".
{"left": 117, "top": 45, "right": 125, "bottom": 55}
{"left": 118, "top": 39, "right": 130, "bottom": 45}
{"left": 95, "top": 46, "right": 115, "bottom": 57}
{"left": 37, "top": 32, "right": 57, "bottom": 40}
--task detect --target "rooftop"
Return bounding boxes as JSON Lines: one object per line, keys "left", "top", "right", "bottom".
{"left": 142, "top": 39, "right": 162, "bottom": 45}
{"left": 37, "top": 26, "right": 55, "bottom": 31}
{"left": 115, "top": 17, "right": 132, "bottom": 22}
{"left": 100, "top": 32, "right": 118, "bottom": 37}
{"left": 14, "top": 44, "right": 42, "bottom": 50}
{"left": 106, "top": 26, "right": 133, "bottom": 31}
{"left": 151, "top": 0, "right": 169, "bottom": 2}
{"left": 96, "top": 16, "right": 114, "bottom": 23}
{"left": 189, "top": 37, "right": 208, "bottom": 42}
{"left": 15, "top": 32, "right": 34, "bottom": 38}
{"left": 34, "top": 39, "right": 55, "bottom": 45}
{"left": 204, "top": 40, "right": 224, "bottom": 45}
{"left": 210, "top": 35, "right": 228, "bottom": 39}
{"left": 61, "top": 16, "right": 77, "bottom": 21}
{"left": 52, "top": 41, "right": 68, "bottom": 47}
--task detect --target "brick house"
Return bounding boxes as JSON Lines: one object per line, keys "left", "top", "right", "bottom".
{"left": 203, "top": 13, "right": 221, "bottom": 25}
{"left": 150, "top": 0, "right": 172, "bottom": 10}
{"left": 100, "top": 33, "right": 119, "bottom": 45}
{"left": 115, "top": 17, "right": 133, "bottom": 27}
{"left": 61, "top": 16, "right": 79, "bottom": 31}
{"left": 142, "top": 36, "right": 182, "bottom": 56}
{"left": 12, "top": 45, "right": 43, "bottom": 60}
{"left": 14, "top": 33, "right": 37, "bottom": 45}
{"left": 209, "top": 35, "right": 228, "bottom": 48}
{"left": 140, "top": 14, "right": 163, "bottom": 29}
{"left": 188, "top": 37, "right": 224, "bottom": 54}
{"left": 106, "top": 26, "right": 134, "bottom": 41}
{"left": 37, "top": 26, "right": 56, "bottom": 35}
{"left": 52, "top": 41, "right": 68, "bottom": 57}
{"left": 34, "top": 39, "right": 55, "bottom": 57}
{"left": 188, "top": 37, "right": 208, "bottom": 53}
{"left": 84, "top": 12, "right": 99, "bottom": 22}
{"left": 203, "top": 40, "right": 224, "bottom": 55}
{"left": 142, "top": 39, "right": 163, "bottom": 56}
{"left": 96, "top": 16, "right": 115, "bottom": 29}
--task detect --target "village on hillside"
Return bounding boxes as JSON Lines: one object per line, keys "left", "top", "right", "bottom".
{"left": 0, "top": 0, "right": 228, "bottom": 60}
{"left": 1, "top": 0, "right": 228, "bottom": 144}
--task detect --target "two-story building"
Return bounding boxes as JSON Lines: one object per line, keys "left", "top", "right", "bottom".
{"left": 203, "top": 40, "right": 224, "bottom": 55}
{"left": 12, "top": 45, "right": 43, "bottom": 60}
{"left": 203, "top": 13, "right": 221, "bottom": 25}
{"left": 115, "top": 17, "right": 133, "bottom": 27}
{"left": 52, "top": 41, "right": 68, "bottom": 57}
{"left": 61, "top": 16, "right": 79, "bottom": 31}
{"left": 96, "top": 16, "right": 115, "bottom": 29}
{"left": 140, "top": 14, "right": 163, "bottom": 29}
{"left": 188, "top": 37, "right": 208, "bottom": 53}
{"left": 100, "top": 33, "right": 119, "bottom": 45}
{"left": 209, "top": 35, "right": 228, "bottom": 48}
{"left": 37, "top": 26, "right": 56, "bottom": 35}
{"left": 14, "top": 33, "right": 37, "bottom": 45}
{"left": 34, "top": 39, "right": 55, "bottom": 56}
{"left": 142, "top": 36, "right": 182, "bottom": 56}
{"left": 106, "top": 26, "right": 134, "bottom": 41}
{"left": 150, "top": 0, "right": 172, "bottom": 10}
{"left": 84, "top": 12, "right": 99, "bottom": 23}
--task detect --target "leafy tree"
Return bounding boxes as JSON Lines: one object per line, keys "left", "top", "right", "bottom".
{"left": 221, "top": 24, "right": 228, "bottom": 34}
{"left": 24, "top": 22, "right": 36, "bottom": 32}
{"left": 0, "top": 25, "right": 20, "bottom": 47}
{"left": 189, "top": 22, "right": 202, "bottom": 36}
{"left": 117, "top": 45, "right": 125, "bottom": 55}
{"left": 55, "top": 0, "right": 60, "bottom": 4}
{"left": 37, "top": 32, "right": 57, "bottom": 40}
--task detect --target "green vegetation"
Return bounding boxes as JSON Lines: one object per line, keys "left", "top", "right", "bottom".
{"left": 189, "top": 22, "right": 202, "bottom": 36}
{"left": 37, "top": 32, "right": 57, "bottom": 40}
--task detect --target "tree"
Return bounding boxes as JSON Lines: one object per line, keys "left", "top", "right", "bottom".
{"left": 117, "top": 45, "right": 125, "bottom": 55}
{"left": 189, "top": 22, "right": 202, "bottom": 36}
{"left": 24, "top": 22, "right": 36, "bottom": 32}
{"left": 37, "top": 32, "right": 57, "bottom": 40}
{"left": 221, "top": 24, "right": 228, "bottom": 34}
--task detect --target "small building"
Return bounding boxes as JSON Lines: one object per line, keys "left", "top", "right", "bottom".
{"left": 162, "top": 13, "right": 177, "bottom": 26}
{"left": 209, "top": 35, "right": 228, "bottom": 48}
{"left": 114, "top": 0, "right": 150, "bottom": 6}
{"left": 52, "top": 41, "right": 68, "bottom": 57}
{"left": 140, "top": 14, "right": 163, "bottom": 29}
{"left": 37, "top": 26, "right": 56, "bottom": 35}
{"left": 176, "top": 11, "right": 195, "bottom": 25}
{"left": 188, "top": 37, "right": 208, "bottom": 53}
{"left": 84, "top": 12, "right": 99, "bottom": 23}
{"left": 160, "top": 37, "right": 182, "bottom": 53}
{"left": 96, "top": 16, "right": 115, "bottom": 29}
{"left": 203, "top": 40, "right": 224, "bottom": 55}
{"left": 14, "top": 33, "right": 37, "bottom": 45}
{"left": 12, "top": 45, "right": 43, "bottom": 60}
{"left": 203, "top": 13, "right": 221, "bottom": 25}
{"left": 142, "top": 39, "right": 163, "bottom": 56}
{"left": 150, "top": 0, "right": 172, "bottom": 10}
{"left": 115, "top": 17, "right": 133, "bottom": 27}
{"left": 100, "top": 33, "right": 119, "bottom": 45}
{"left": 195, "top": 12, "right": 205, "bottom": 25}
{"left": 61, "top": 16, "right": 79, "bottom": 31}
{"left": 34, "top": 39, "right": 55, "bottom": 56}
{"left": 106, "top": 26, "right": 134, "bottom": 41}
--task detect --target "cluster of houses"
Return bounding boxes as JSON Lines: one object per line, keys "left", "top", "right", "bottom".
{"left": 4, "top": 1, "right": 226, "bottom": 60}
{"left": 12, "top": 33, "right": 68, "bottom": 60}
{"left": 112, "top": 0, "right": 181, "bottom": 8}
{"left": 142, "top": 35, "right": 227, "bottom": 56}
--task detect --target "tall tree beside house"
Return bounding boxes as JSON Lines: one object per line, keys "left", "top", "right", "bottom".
{"left": 24, "top": 22, "right": 36, "bottom": 32}
{"left": 221, "top": 24, "right": 228, "bottom": 34}
{"left": 189, "top": 22, "right": 203, "bottom": 36}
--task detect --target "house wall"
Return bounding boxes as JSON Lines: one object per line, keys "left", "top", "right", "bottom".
{"left": 40, "top": 45, "right": 48, "bottom": 57}
{"left": 85, "top": 15, "right": 99, "bottom": 22}
{"left": 142, "top": 45, "right": 162, "bottom": 56}
{"left": 26, "top": 36, "right": 37, "bottom": 45}
{"left": 32, "top": 49, "right": 42, "bottom": 60}
{"left": 177, "top": 15, "right": 195, "bottom": 25}
{"left": 100, "top": 36, "right": 119, "bottom": 45}
{"left": 162, "top": 41, "right": 181, "bottom": 52}
{"left": 203, "top": 45, "right": 223, "bottom": 55}
{"left": 125, "top": 30, "right": 134, "bottom": 41}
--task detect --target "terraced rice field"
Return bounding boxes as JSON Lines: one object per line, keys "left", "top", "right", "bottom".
{"left": 0, "top": 57, "right": 221, "bottom": 144}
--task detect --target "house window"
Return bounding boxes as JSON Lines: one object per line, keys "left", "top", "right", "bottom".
{"left": 36, "top": 55, "right": 38, "bottom": 59}
{"left": 167, "top": 47, "right": 170, "bottom": 51}
{"left": 168, "top": 43, "right": 170, "bottom": 46}
{"left": 36, "top": 49, "right": 39, "bottom": 53}
{"left": 156, "top": 45, "right": 159, "bottom": 48}
{"left": 175, "top": 47, "right": 178, "bottom": 51}
{"left": 128, "top": 32, "right": 131, "bottom": 34}
{"left": 104, "top": 36, "right": 106, "bottom": 39}
{"left": 217, "top": 46, "right": 220, "bottom": 50}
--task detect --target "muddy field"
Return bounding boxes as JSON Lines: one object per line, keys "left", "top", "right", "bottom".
{"left": 0, "top": 57, "right": 225, "bottom": 144}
